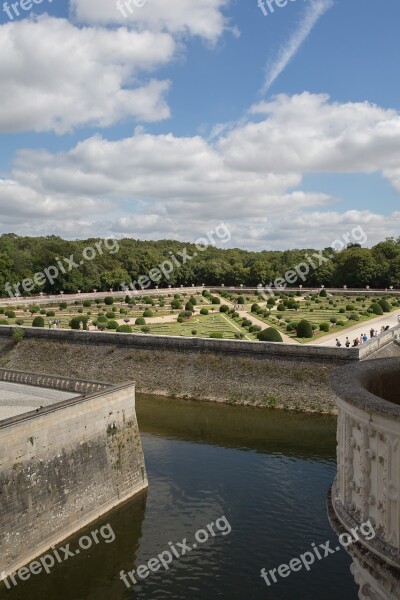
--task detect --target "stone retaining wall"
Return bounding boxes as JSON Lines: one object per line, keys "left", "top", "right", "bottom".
{"left": 0, "top": 378, "right": 148, "bottom": 579}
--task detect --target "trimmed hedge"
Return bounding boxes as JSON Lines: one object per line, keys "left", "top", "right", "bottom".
{"left": 32, "top": 316, "right": 45, "bottom": 328}
{"left": 257, "top": 327, "right": 283, "bottom": 343}
{"left": 296, "top": 319, "right": 313, "bottom": 338}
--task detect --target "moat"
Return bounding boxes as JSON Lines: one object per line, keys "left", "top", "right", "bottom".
{"left": 0, "top": 395, "right": 358, "bottom": 600}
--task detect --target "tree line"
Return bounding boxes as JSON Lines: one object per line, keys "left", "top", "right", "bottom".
{"left": 0, "top": 233, "right": 399, "bottom": 296}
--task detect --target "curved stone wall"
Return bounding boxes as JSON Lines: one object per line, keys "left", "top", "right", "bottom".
{"left": 329, "top": 358, "right": 400, "bottom": 598}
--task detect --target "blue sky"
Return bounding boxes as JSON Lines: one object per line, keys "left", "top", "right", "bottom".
{"left": 0, "top": 0, "right": 399, "bottom": 249}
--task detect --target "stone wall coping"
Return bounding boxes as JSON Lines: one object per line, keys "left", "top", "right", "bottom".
{"left": 330, "top": 358, "right": 400, "bottom": 421}
{"left": 0, "top": 325, "right": 360, "bottom": 361}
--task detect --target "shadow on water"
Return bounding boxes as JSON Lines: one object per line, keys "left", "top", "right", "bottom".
{"left": 136, "top": 394, "right": 337, "bottom": 460}
{"left": 0, "top": 491, "right": 148, "bottom": 599}
{"left": 0, "top": 394, "right": 359, "bottom": 600}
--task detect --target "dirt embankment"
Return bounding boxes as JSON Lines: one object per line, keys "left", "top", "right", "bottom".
{"left": 0, "top": 337, "right": 342, "bottom": 413}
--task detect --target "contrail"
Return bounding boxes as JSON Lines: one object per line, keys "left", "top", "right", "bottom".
{"left": 261, "top": 0, "right": 334, "bottom": 94}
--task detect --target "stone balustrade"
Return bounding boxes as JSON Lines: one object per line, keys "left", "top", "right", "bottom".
{"left": 0, "top": 367, "right": 109, "bottom": 395}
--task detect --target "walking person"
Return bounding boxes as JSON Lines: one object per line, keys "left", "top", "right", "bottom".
{"left": 345, "top": 337, "right": 350, "bottom": 348}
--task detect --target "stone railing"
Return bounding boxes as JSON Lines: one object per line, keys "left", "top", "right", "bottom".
{"left": 329, "top": 358, "right": 400, "bottom": 597}
{"left": 0, "top": 368, "right": 110, "bottom": 395}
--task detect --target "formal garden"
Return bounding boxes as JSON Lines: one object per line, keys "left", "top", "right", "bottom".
{"left": 0, "top": 288, "right": 399, "bottom": 343}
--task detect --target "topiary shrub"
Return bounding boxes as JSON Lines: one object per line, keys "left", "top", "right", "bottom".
{"left": 179, "top": 311, "right": 193, "bottom": 318}
{"left": 241, "top": 319, "right": 252, "bottom": 327}
{"left": 83, "top": 300, "right": 91, "bottom": 307}
{"left": 15, "top": 318, "right": 24, "bottom": 325}
{"left": 330, "top": 317, "right": 337, "bottom": 324}
{"left": 209, "top": 332, "right": 223, "bottom": 338}
{"left": 59, "top": 302, "right": 68, "bottom": 310}
{"left": 143, "top": 309, "right": 153, "bottom": 317}
{"left": 69, "top": 316, "right": 89, "bottom": 330}
{"left": 319, "top": 289, "right": 327, "bottom": 297}
{"left": 237, "top": 296, "right": 245, "bottom": 304}
{"left": 337, "top": 320, "right": 346, "bottom": 327}
{"left": 107, "top": 320, "right": 119, "bottom": 329}
{"left": 191, "top": 329, "right": 197, "bottom": 335}
{"left": 185, "top": 302, "right": 194, "bottom": 312}
{"left": 200, "top": 308, "right": 209, "bottom": 315}
{"left": 286, "top": 321, "right": 298, "bottom": 332}
{"left": 296, "top": 319, "right": 313, "bottom": 338}
{"left": 171, "top": 299, "right": 181, "bottom": 309}
{"left": 339, "top": 308, "right": 346, "bottom": 313}
{"left": 251, "top": 303, "right": 260, "bottom": 313}
{"left": 249, "top": 325, "right": 262, "bottom": 333}
{"left": 5, "top": 310, "right": 16, "bottom": 318}
{"left": 211, "top": 296, "right": 221, "bottom": 304}
{"left": 319, "top": 322, "right": 330, "bottom": 332}
{"left": 257, "top": 327, "right": 283, "bottom": 343}
{"left": 234, "top": 332, "right": 244, "bottom": 339}
{"left": 370, "top": 303, "right": 383, "bottom": 315}
{"left": 349, "top": 312, "right": 360, "bottom": 321}
{"left": 104, "top": 296, "right": 114, "bottom": 305}
{"left": 135, "top": 317, "right": 146, "bottom": 325}
{"left": 378, "top": 298, "right": 391, "bottom": 312}
{"left": 32, "top": 316, "right": 45, "bottom": 328}
{"left": 177, "top": 316, "right": 184, "bottom": 323}
{"left": 277, "top": 304, "right": 285, "bottom": 311}
{"left": 219, "top": 305, "right": 229, "bottom": 313}
{"left": 141, "top": 326, "right": 151, "bottom": 333}
{"left": 46, "top": 311, "right": 55, "bottom": 317}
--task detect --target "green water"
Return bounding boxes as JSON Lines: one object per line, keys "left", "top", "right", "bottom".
{"left": 1, "top": 396, "right": 358, "bottom": 599}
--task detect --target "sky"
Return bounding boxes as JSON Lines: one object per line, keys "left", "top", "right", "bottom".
{"left": 0, "top": 0, "right": 399, "bottom": 250}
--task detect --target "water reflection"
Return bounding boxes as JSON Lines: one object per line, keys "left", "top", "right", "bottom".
{"left": 1, "top": 395, "right": 360, "bottom": 600}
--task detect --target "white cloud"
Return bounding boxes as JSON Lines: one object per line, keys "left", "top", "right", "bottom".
{"left": 3, "top": 92, "right": 400, "bottom": 248}
{"left": 70, "top": 0, "right": 234, "bottom": 43}
{"left": 262, "top": 0, "right": 334, "bottom": 94}
{"left": 0, "top": 17, "right": 176, "bottom": 133}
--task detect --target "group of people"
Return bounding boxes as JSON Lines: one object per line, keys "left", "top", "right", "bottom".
{"left": 336, "top": 325, "right": 391, "bottom": 348}
{"left": 48, "top": 319, "right": 62, "bottom": 329}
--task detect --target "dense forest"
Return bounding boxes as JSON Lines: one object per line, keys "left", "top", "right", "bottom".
{"left": 0, "top": 234, "right": 399, "bottom": 296}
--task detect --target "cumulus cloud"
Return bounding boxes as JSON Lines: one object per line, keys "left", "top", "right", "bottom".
{"left": 3, "top": 92, "right": 400, "bottom": 248}
{"left": 70, "top": 0, "right": 234, "bottom": 43}
{"left": 0, "top": 17, "right": 176, "bottom": 133}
